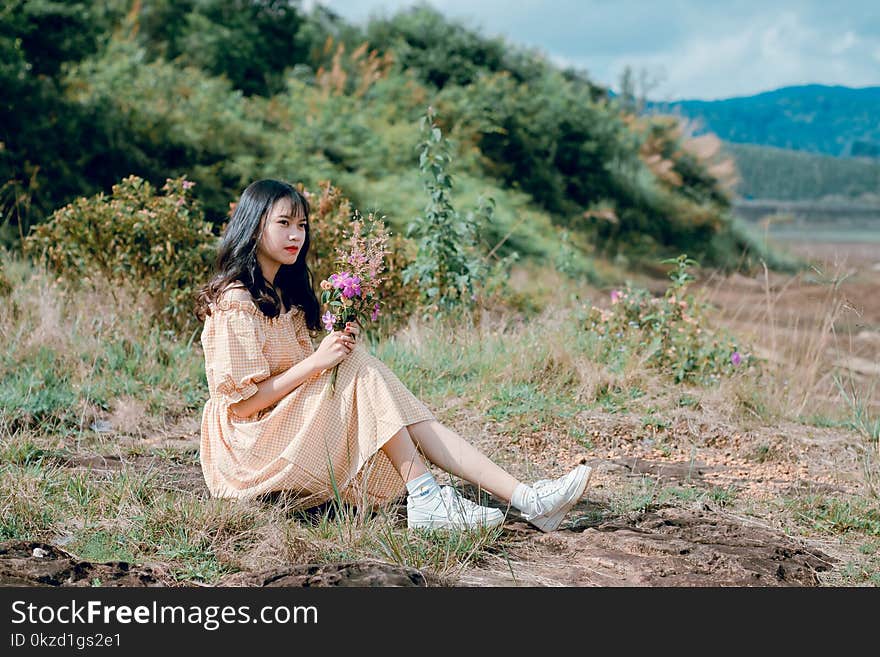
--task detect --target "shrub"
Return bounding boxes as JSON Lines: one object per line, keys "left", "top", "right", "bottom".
{"left": 24, "top": 175, "right": 216, "bottom": 334}
{"left": 587, "top": 255, "right": 750, "bottom": 383}
{"left": 403, "top": 107, "right": 495, "bottom": 317}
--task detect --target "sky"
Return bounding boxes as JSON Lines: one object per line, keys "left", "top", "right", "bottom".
{"left": 310, "top": 0, "right": 880, "bottom": 100}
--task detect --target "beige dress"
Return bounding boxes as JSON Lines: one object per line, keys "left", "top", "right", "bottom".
{"left": 199, "top": 285, "right": 435, "bottom": 509}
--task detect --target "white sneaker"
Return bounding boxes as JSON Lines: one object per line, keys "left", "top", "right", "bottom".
{"left": 521, "top": 465, "right": 593, "bottom": 532}
{"left": 407, "top": 486, "right": 505, "bottom": 530}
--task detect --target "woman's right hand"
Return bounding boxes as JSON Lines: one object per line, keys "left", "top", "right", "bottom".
{"left": 310, "top": 330, "right": 356, "bottom": 372}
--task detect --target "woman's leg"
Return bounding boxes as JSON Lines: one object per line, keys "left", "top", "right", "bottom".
{"left": 379, "top": 421, "right": 520, "bottom": 502}
{"left": 381, "top": 421, "right": 591, "bottom": 533}
{"left": 405, "top": 419, "right": 519, "bottom": 502}
{"left": 379, "top": 426, "right": 429, "bottom": 484}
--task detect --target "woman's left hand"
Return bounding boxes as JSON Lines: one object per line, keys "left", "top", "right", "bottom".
{"left": 344, "top": 321, "right": 361, "bottom": 341}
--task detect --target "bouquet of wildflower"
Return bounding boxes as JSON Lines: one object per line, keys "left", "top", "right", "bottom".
{"left": 319, "top": 212, "right": 389, "bottom": 396}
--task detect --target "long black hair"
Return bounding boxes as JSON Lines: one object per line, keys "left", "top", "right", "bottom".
{"left": 194, "top": 179, "right": 320, "bottom": 332}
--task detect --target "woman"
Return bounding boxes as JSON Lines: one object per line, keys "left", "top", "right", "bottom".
{"left": 194, "top": 179, "right": 592, "bottom": 531}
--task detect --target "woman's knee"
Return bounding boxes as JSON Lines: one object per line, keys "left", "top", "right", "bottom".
{"left": 406, "top": 419, "right": 434, "bottom": 435}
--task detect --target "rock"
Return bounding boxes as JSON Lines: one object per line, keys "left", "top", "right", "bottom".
{"left": 217, "top": 562, "right": 426, "bottom": 587}
{"left": 89, "top": 420, "right": 114, "bottom": 433}
{"left": 612, "top": 457, "right": 714, "bottom": 481}
{"left": 0, "top": 541, "right": 170, "bottom": 587}
{"left": 0, "top": 541, "right": 424, "bottom": 588}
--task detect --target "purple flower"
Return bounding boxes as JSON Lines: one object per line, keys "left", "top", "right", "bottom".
{"left": 341, "top": 276, "right": 361, "bottom": 299}
{"left": 329, "top": 272, "right": 354, "bottom": 290}
{"left": 371, "top": 303, "right": 380, "bottom": 322}
{"left": 322, "top": 311, "right": 336, "bottom": 331}
{"left": 731, "top": 351, "right": 742, "bottom": 366}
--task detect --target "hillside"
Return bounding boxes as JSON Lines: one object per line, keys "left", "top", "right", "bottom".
{"left": 726, "top": 142, "right": 880, "bottom": 201}
{"left": 651, "top": 84, "right": 880, "bottom": 158}
{"left": 0, "top": 2, "right": 772, "bottom": 271}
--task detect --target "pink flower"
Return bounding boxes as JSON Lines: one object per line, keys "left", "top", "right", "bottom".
{"left": 330, "top": 272, "right": 357, "bottom": 292}
{"left": 610, "top": 290, "right": 621, "bottom": 304}
{"left": 341, "top": 275, "right": 361, "bottom": 299}
{"left": 322, "top": 311, "right": 336, "bottom": 331}
{"left": 731, "top": 351, "right": 742, "bottom": 366}
{"left": 182, "top": 180, "right": 195, "bottom": 190}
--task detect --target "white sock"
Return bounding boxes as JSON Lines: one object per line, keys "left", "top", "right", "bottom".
{"left": 406, "top": 472, "right": 440, "bottom": 502}
{"left": 511, "top": 483, "right": 539, "bottom": 516}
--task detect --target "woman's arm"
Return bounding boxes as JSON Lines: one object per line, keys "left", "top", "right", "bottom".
{"left": 228, "top": 354, "right": 321, "bottom": 418}
{"left": 227, "top": 326, "right": 358, "bottom": 418}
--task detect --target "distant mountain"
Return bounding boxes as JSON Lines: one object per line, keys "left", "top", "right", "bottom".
{"left": 649, "top": 84, "right": 880, "bottom": 158}
{"left": 724, "top": 142, "right": 880, "bottom": 202}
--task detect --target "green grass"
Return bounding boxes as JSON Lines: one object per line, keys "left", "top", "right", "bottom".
{"left": 596, "top": 384, "right": 645, "bottom": 414}
{"left": 0, "top": 256, "right": 207, "bottom": 433}
{"left": 487, "top": 382, "right": 575, "bottom": 431}
{"left": 834, "top": 375, "right": 880, "bottom": 443}
{"left": 785, "top": 494, "right": 880, "bottom": 537}
{"left": 567, "top": 426, "right": 593, "bottom": 450}
{"left": 301, "top": 500, "right": 507, "bottom": 580}
{"left": 0, "top": 463, "right": 59, "bottom": 540}
{"left": 604, "top": 477, "right": 739, "bottom": 518}
{"left": 0, "top": 348, "right": 80, "bottom": 428}
{"left": 677, "top": 394, "right": 702, "bottom": 409}
{"left": 71, "top": 528, "right": 136, "bottom": 564}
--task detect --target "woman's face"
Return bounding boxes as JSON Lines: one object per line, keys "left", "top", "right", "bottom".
{"left": 255, "top": 197, "right": 307, "bottom": 281}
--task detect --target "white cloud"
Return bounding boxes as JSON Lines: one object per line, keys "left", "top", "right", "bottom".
{"left": 830, "top": 30, "right": 858, "bottom": 55}
{"left": 315, "top": 0, "right": 880, "bottom": 99}
{"left": 597, "top": 12, "right": 879, "bottom": 99}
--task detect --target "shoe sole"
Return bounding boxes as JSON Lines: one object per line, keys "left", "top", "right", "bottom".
{"left": 409, "top": 510, "right": 505, "bottom": 531}
{"left": 527, "top": 465, "right": 593, "bottom": 533}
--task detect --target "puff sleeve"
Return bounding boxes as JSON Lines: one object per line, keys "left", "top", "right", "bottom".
{"left": 207, "top": 304, "right": 271, "bottom": 405}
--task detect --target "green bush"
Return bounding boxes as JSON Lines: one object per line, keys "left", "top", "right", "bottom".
{"left": 587, "top": 255, "right": 750, "bottom": 383}
{"left": 403, "top": 107, "right": 496, "bottom": 316}
{"left": 23, "top": 175, "right": 216, "bottom": 334}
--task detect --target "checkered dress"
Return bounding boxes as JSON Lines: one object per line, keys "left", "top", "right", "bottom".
{"left": 199, "top": 285, "right": 435, "bottom": 509}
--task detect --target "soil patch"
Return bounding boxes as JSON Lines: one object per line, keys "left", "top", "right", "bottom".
{"left": 457, "top": 506, "right": 835, "bottom": 586}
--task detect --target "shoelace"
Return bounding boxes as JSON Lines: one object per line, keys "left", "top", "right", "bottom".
{"left": 439, "top": 486, "right": 495, "bottom": 520}
{"left": 529, "top": 473, "right": 576, "bottom": 517}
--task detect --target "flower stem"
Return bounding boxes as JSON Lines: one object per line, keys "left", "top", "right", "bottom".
{"left": 329, "top": 363, "right": 340, "bottom": 395}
